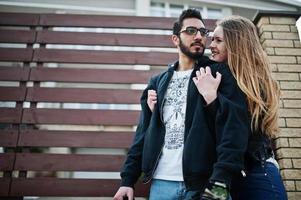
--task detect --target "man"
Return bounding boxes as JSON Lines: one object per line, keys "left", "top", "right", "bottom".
{"left": 114, "top": 8, "right": 241, "bottom": 200}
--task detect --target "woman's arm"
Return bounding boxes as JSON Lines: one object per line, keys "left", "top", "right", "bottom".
{"left": 194, "top": 63, "right": 250, "bottom": 188}
{"left": 209, "top": 63, "right": 251, "bottom": 187}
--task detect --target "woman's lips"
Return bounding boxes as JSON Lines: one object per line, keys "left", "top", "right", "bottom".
{"left": 211, "top": 53, "right": 217, "bottom": 57}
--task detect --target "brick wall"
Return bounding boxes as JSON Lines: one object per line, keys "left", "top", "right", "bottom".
{"left": 255, "top": 12, "right": 301, "bottom": 200}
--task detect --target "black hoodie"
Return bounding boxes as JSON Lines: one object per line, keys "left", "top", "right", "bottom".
{"left": 120, "top": 56, "right": 250, "bottom": 191}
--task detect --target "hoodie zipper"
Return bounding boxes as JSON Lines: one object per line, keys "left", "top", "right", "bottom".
{"left": 143, "top": 97, "right": 166, "bottom": 184}
{"left": 143, "top": 142, "right": 164, "bottom": 184}
{"left": 143, "top": 70, "right": 172, "bottom": 184}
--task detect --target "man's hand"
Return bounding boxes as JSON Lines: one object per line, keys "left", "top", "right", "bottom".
{"left": 147, "top": 90, "right": 157, "bottom": 112}
{"left": 113, "top": 186, "right": 134, "bottom": 200}
{"left": 193, "top": 66, "right": 221, "bottom": 105}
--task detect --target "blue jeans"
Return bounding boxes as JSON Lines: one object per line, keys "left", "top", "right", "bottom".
{"left": 149, "top": 179, "right": 186, "bottom": 200}
{"left": 231, "top": 162, "right": 288, "bottom": 200}
{"left": 149, "top": 179, "right": 232, "bottom": 200}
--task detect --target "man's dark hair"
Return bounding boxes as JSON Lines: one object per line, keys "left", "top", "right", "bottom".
{"left": 173, "top": 8, "right": 204, "bottom": 35}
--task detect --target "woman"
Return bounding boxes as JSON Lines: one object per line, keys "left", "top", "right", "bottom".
{"left": 193, "top": 15, "right": 287, "bottom": 200}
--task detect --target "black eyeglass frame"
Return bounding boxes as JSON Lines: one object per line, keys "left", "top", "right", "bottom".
{"left": 179, "top": 26, "right": 210, "bottom": 37}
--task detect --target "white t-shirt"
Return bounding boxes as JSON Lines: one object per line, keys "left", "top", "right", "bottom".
{"left": 153, "top": 69, "right": 193, "bottom": 181}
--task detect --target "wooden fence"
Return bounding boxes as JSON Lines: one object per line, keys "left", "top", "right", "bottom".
{"left": 0, "top": 12, "right": 215, "bottom": 198}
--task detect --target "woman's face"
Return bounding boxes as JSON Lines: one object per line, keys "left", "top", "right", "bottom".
{"left": 209, "top": 26, "right": 228, "bottom": 63}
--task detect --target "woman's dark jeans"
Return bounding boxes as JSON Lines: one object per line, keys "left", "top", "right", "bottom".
{"left": 231, "top": 161, "right": 287, "bottom": 200}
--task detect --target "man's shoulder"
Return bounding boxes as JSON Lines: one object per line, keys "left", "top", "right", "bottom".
{"left": 154, "top": 61, "right": 176, "bottom": 78}
{"left": 149, "top": 67, "right": 170, "bottom": 85}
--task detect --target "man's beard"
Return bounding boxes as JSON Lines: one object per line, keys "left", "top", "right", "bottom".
{"left": 179, "top": 38, "right": 205, "bottom": 60}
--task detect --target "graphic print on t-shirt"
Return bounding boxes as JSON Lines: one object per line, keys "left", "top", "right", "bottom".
{"left": 163, "top": 71, "right": 191, "bottom": 150}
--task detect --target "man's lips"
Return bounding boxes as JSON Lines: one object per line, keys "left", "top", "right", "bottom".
{"left": 191, "top": 42, "right": 204, "bottom": 48}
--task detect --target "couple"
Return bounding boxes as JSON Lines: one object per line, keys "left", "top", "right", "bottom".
{"left": 114, "top": 8, "right": 287, "bottom": 200}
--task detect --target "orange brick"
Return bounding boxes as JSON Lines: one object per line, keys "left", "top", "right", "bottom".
{"left": 269, "top": 56, "right": 296, "bottom": 64}
{"left": 278, "top": 64, "right": 301, "bottom": 72}
{"left": 270, "top": 17, "right": 296, "bottom": 25}
{"left": 279, "top": 108, "right": 301, "bottom": 117}
{"left": 292, "top": 159, "right": 301, "bottom": 168}
{"left": 280, "top": 82, "right": 301, "bottom": 90}
{"left": 256, "top": 16, "right": 270, "bottom": 28}
{"left": 275, "top": 48, "right": 301, "bottom": 56}
{"left": 296, "top": 181, "right": 301, "bottom": 190}
{"left": 281, "top": 169, "right": 301, "bottom": 179}
{"left": 283, "top": 180, "right": 296, "bottom": 191}
{"left": 286, "top": 119, "right": 301, "bottom": 127}
{"left": 289, "top": 138, "right": 301, "bottom": 147}
{"left": 272, "top": 72, "right": 299, "bottom": 80}
{"left": 283, "top": 100, "right": 301, "bottom": 108}
{"left": 294, "top": 40, "right": 301, "bottom": 48}
{"left": 279, "top": 128, "right": 301, "bottom": 137}
{"left": 263, "top": 40, "right": 294, "bottom": 48}
{"left": 260, "top": 24, "right": 290, "bottom": 33}
{"left": 279, "top": 118, "right": 286, "bottom": 127}
{"left": 278, "top": 158, "right": 293, "bottom": 168}
{"left": 273, "top": 32, "right": 300, "bottom": 40}
{"left": 281, "top": 91, "right": 301, "bottom": 99}
{"left": 276, "top": 138, "right": 289, "bottom": 148}
{"left": 287, "top": 191, "right": 301, "bottom": 200}
{"left": 277, "top": 148, "right": 301, "bottom": 158}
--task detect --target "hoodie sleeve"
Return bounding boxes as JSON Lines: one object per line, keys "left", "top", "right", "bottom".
{"left": 209, "top": 63, "right": 251, "bottom": 187}
{"left": 120, "top": 76, "right": 157, "bottom": 188}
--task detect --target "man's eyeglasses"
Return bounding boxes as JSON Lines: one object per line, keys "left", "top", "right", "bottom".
{"left": 180, "top": 26, "right": 210, "bottom": 37}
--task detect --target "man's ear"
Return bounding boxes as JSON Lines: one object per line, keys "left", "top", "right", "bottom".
{"left": 172, "top": 34, "right": 180, "bottom": 47}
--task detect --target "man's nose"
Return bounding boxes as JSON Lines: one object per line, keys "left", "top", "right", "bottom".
{"left": 194, "top": 30, "right": 203, "bottom": 40}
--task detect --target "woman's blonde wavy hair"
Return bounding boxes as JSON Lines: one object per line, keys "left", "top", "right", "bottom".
{"left": 217, "top": 16, "right": 280, "bottom": 137}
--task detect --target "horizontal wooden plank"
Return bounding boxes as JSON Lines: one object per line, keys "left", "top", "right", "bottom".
{"left": 10, "top": 178, "right": 149, "bottom": 197}
{"left": 0, "top": 130, "right": 19, "bottom": 147}
{"left": 0, "top": 12, "right": 216, "bottom": 30}
{"left": 18, "top": 130, "right": 133, "bottom": 148}
{"left": 39, "top": 14, "right": 216, "bottom": 30}
{"left": 37, "top": 30, "right": 173, "bottom": 47}
{"left": 0, "top": 108, "right": 22, "bottom": 123}
{"left": 40, "top": 14, "right": 176, "bottom": 30}
{"left": 0, "top": 178, "right": 11, "bottom": 196}
{"left": 0, "top": 153, "right": 15, "bottom": 171}
{"left": 14, "top": 153, "right": 125, "bottom": 171}
{"left": 0, "top": 30, "right": 36, "bottom": 44}
{"left": 33, "top": 49, "right": 177, "bottom": 65}
{"left": 26, "top": 88, "right": 141, "bottom": 103}
{"left": 30, "top": 67, "right": 157, "bottom": 84}
{"left": 0, "top": 67, "right": 30, "bottom": 81}
{"left": 0, "top": 87, "right": 26, "bottom": 101}
{"left": 22, "top": 108, "right": 139, "bottom": 125}
{"left": 0, "top": 12, "right": 39, "bottom": 26}
{"left": 0, "top": 48, "right": 33, "bottom": 62}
